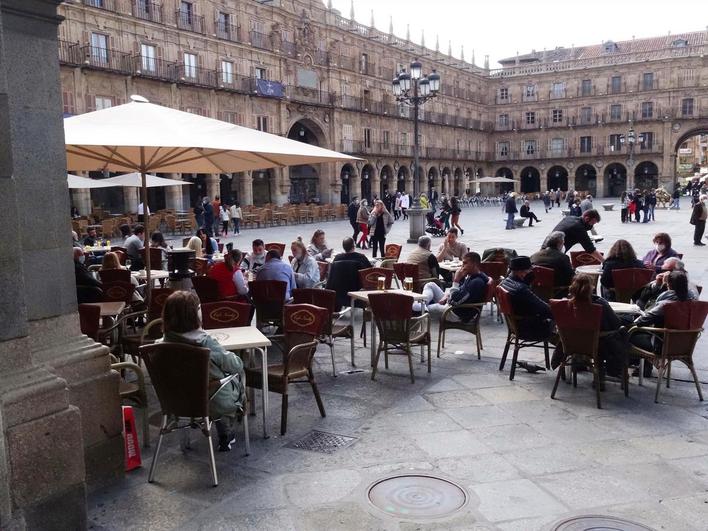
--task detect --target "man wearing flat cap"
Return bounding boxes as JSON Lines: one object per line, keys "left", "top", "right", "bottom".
{"left": 500, "top": 256, "right": 554, "bottom": 340}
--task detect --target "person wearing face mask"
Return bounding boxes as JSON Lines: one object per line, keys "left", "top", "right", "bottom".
{"left": 552, "top": 209, "right": 603, "bottom": 263}
{"left": 499, "top": 256, "right": 554, "bottom": 340}
{"left": 530, "top": 231, "right": 574, "bottom": 290}
{"left": 641, "top": 232, "right": 679, "bottom": 274}
{"left": 74, "top": 247, "right": 103, "bottom": 303}
{"left": 290, "top": 237, "right": 319, "bottom": 288}
{"left": 690, "top": 194, "right": 707, "bottom": 246}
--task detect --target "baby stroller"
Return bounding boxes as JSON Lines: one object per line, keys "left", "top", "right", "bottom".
{"left": 425, "top": 211, "right": 447, "bottom": 237}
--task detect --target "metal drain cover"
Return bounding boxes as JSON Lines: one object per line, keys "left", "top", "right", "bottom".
{"left": 286, "top": 430, "right": 357, "bottom": 454}
{"left": 368, "top": 474, "right": 468, "bottom": 519}
{"left": 551, "top": 515, "right": 656, "bottom": 531}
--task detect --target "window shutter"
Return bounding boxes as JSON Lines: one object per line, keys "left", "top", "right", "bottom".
{"left": 85, "top": 94, "right": 96, "bottom": 113}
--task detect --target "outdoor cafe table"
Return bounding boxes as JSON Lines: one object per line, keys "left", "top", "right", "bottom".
{"left": 439, "top": 260, "right": 463, "bottom": 273}
{"left": 608, "top": 301, "right": 641, "bottom": 315}
{"left": 576, "top": 265, "right": 602, "bottom": 277}
{"left": 131, "top": 269, "right": 169, "bottom": 281}
{"left": 348, "top": 289, "right": 428, "bottom": 367}
{"left": 207, "top": 326, "right": 273, "bottom": 439}
{"left": 83, "top": 301, "right": 125, "bottom": 317}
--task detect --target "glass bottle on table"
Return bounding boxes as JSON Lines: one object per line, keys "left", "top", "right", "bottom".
{"left": 403, "top": 277, "right": 413, "bottom": 291}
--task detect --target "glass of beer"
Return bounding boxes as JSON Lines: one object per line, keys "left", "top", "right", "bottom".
{"left": 377, "top": 276, "right": 386, "bottom": 290}
{"left": 403, "top": 277, "right": 413, "bottom": 291}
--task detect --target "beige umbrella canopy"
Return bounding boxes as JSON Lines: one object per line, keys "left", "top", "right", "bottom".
{"left": 102, "top": 172, "right": 193, "bottom": 188}
{"left": 64, "top": 95, "right": 359, "bottom": 301}
{"left": 67, "top": 173, "right": 117, "bottom": 189}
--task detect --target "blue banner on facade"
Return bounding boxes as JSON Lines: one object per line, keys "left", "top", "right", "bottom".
{"left": 255, "top": 79, "right": 284, "bottom": 98}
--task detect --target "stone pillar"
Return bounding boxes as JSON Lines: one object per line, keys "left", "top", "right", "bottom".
{"left": 71, "top": 188, "right": 92, "bottom": 217}
{"left": 0, "top": 1, "right": 122, "bottom": 528}
{"left": 240, "top": 171, "right": 254, "bottom": 206}
{"left": 371, "top": 174, "right": 381, "bottom": 201}
{"left": 275, "top": 168, "right": 290, "bottom": 205}
{"left": 165, "top": 173, "right": 184, "bottom": 210}
{"left": 350, "top": 173, "right": 361, "bottom": 202}
{"left": 540, "top": 172, "right": 548, "bottom": 192}
{"left": 596, "top": 169, "right": 606, "bottom": 198}
{"left": 206, "top": 173, "right": 220, "bottom": 201}
{"left": 123, "top": 187, "right": 138, "bottom": 213}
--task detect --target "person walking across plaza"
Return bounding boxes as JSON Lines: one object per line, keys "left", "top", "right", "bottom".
{"left": 670, "top": 185, "right": 681, "bottom": 210}
{"left": 555, "top": 189, "right": 561, "bottom": 208}
{"left": 394, "top": 192, "right": 402, "bottom": 220}
{"left": 542, "top": 191, "right": 551, "bottom": 213}
{"left": 219, "top": 203, "right": 230, "bottom": 236}
{"left": 505, "top": 192, "right": 518, "bottom": 230}
{"left": 347, "top": 196, "right": 360, "bottom": 241}
{"left": 356, "top": 199, "right": 370, "bottom": 249}
{"left": 368, "top": 199, "right": 394, "bottom": 258}
{"left": 401, "top": 191, "right": 410, "bottom": 220}
{"left": 229, "top": 201, "right": 242, "bottom": 235}
{"left": 450, "top": 196, "right": 463, "bottom": 234}
{"left": 690, "top": 194, "right": 707, "bottom": 246}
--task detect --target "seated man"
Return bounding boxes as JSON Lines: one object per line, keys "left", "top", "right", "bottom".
{"left": 242, "top": 239, "right": 266, "bottom": 273}
{"left": 405, "top": 235, "right": 441, "bottom": 282}
{"left": 332, "top": 237, "right": 372, "bottom": 270}
{"left": 124, "top": 225, "right": 145, "bottom": 271}
{"left": 414, "top": 252, "right": 490, "bottom": 322}
{"left": 634, "top": 257, "right": 699, "bottom": 309}
{"left": 74, "top": 247, "right": 102, "bottom": 303}
{"left": 530, "top": 231, "right": 574, "bottom": 289}
{"left": 83, "top": 228, "right": 99, "bottom": 247}
{"left": 255, "top": 249, "right": 296, "bottom": 301}
{"left": 435, "top": 228, "right": 468, "bottom": 282}
{"left": 519, "top": 200, "right": 541, "bottom": 227}
{"left": 552, "top": 209, "right": 603, "bottom": 263}
{"left": 499, "top": 256, "right": 554, "bottom": 340}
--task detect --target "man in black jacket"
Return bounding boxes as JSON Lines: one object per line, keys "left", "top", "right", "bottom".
{"left": 347, "top": 197, "right": 360, "bottom": 241}
{"left": 504, "top": 193, "right": 518, "bottom": 230}
{"left": 519, "top": 200, "right": 541, "bottom": 226}
{"left": 690, "top": 194, "right": 707, "bottom": 246}
{"left": 500, "top": 256, "right": 554, "bottom": 340}
{"left": 74, "top": 247, "right": 103, "bottom": 303}
{"left": 333, "top": 237, "right": 371, "bottom": 270}
{"left": 552, "top": 209, "right": 603, "bottom": 263}
{"left": 530, "top": 231, "right": 574, "bottom": 288}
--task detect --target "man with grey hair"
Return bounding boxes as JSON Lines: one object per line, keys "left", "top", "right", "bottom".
{"left": 530, "top": 231, "right": 574, "bottom": 288}
{"left": 635, "top": 256, "right": 699, "bottom": 309}
{"left": 404, "top": 235, "right": 441, "bottom": 283}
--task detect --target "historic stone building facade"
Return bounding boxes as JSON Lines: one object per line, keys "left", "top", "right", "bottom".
{"left": 58, "top": 0, "right": 708, "bottom": 208}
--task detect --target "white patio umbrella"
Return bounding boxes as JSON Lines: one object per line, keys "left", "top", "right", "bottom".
{"left": 67, "top": 173, "right": 118, "bottom": 189}
{"left": 64, "top": 95, "right": 359, "bottom": 300}
{"left": 102, "top": 172, "right": 193, "bottom": 188}
{"left": 471, "top": 176, "right": 520, "bottom": 184}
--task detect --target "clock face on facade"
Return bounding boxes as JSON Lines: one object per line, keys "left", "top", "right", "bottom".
{"left": 672, "top": 123, "right": 681, "bottom": 132}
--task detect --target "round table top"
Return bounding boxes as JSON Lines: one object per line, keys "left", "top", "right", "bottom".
{"left": 576, "top": 264, "right": 602, "bottom": 275}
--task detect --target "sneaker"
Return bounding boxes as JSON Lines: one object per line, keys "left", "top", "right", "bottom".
{"left": 218, "top": 432, "right": 236, "bottom": 452}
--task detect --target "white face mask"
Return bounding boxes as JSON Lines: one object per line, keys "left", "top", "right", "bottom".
{"left": 655, "top": 244, "right": 666, "bottom": 253}
{"left": 78, "top": 255, "right": 85, "bottom": 264}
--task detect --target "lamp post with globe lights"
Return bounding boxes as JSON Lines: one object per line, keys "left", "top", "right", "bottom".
{"left": 620, "top": 122, "right": 645, "bottom": 190}
{"left": 392, "top": 60, "right": 441, "bottom": 242}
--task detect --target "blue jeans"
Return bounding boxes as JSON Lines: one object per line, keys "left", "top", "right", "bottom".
{"left": 506, "top": 212, "right": 515, "bottom": 229}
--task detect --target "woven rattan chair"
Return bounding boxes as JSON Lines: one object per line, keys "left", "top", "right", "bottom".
{"left": 201, "top": 301, "right": 253, "bottom": 329}
{"left": 369, "top": 292, "right": 431, "bottom": 383}
{"left": 437, "top": 282, "right": 493, "bottom": 360}
{"left": 249, "top": 280, "right": 287, "bottom": 335}
{"left": 357, "top": 267, "right": 395, "bottom": 346}
{"left": 610, "top": 267, "right": 653, "bottom": 303}
{"left": 570, "top": 251, "right": 602, "bottom": 268}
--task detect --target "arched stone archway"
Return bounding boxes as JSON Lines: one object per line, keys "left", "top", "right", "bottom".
{"left": 604, "top": 163, "right": 627, "bottom": 197}
{"left": 380, "top": 165, "right": 393, "bottom": 198}
{"left": 547, "top": 166, "right": 568, "bottom": 191}
{"left": 453, "top": 168, "right": 463, "bottom": 196}
{"left": 340, "top": 163, "right": 356, "bottom": 204}
{"left": 635, "top": 161, "right": 659, "bottom": 191}
{"left": 575, "top": 164, "right": 597, "bottom": 196}
{"left": 287, "top": 119, "right": 328, "bottom": 203}
{"left": 496, "top": 167, "right": 513, "bottom": 179}
{"left": 427, "top": 166, "right": 438, "bottom": 198}
{"left": 520, "top": 166, "right": 541, "bottom": 194}
{"left": 361, "top": 163, "right": 375, "bottom": 202}
{"left": 397, "top": 165, "right": 409, "bottom": 193}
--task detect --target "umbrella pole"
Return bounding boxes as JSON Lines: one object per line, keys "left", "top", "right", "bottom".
{"left": 140, "top": 150, "right": 152, "bottom": 309}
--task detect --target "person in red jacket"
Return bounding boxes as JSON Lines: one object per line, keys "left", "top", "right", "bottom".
{"left": 208, "top": 249, "right": 240, "bottom": 299}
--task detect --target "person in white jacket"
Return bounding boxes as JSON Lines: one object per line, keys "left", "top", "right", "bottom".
{"left": 220, "top": 204, "right": 230, "bottom": 236}
{"left": 400, "top": 192, "right": 410, "bottom": 220}
{"left": 229, "top": 201, "right": 242, "bottom": 234}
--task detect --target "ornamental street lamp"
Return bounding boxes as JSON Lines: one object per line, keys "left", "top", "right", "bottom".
{"left": 619, "top": 122, "right": 645, "bottom": 190}
{"left": 392, "top": 59, "right": 441, "bottom": 242}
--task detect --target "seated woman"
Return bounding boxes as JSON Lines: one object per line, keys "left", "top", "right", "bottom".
{"left": 306, "top": 229, "right": 333, "bottom": 261}
{"left": 642, "top": 232, "right": 679, "bottom": 274}
{"left": 290, "top": 237, "right": 319, "bottom": 288}
{"left": 630, "top": 271, "right": 695, "bottom": 376}
{"left": 186, "top": 235, "right": 204, "bottom": 258}
{"left": 208, "top": 249, "right": 248, "bottom": 300}
{"left": 600, "top": 239, "right": 644, "bottom": 300}
{"left": 196, "top": 228, "right": 219, "bottom": 261}
{"left": 100, "top": 251, "right": 143, "bottom": 302}
{"left": 150, "top": 231, "right": 170, "bottom": 270}
{"left": 159, "top": 291, "right": 246, "bottom": 452}
{"left": 565, "top": 274, "right": 627, "bottom": 377}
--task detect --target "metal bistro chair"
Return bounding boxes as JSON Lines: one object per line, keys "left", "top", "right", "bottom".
{"left": 358, "top": 267, "right": 395, "bottom": 347}
{"left": 437, "top": 282, "right": 494, "bottom": 360}
{"left": 496, "top": 285, "right": 552, "bottom": 381}
{"left": 201, "top": 301, "right": 253, "bottom": 329}
{"left": 610, "top": 268, "right": 653, "bottom": 303}
{"left": 392, "top": 262, "right": 438, "bottom": 292}
{"left": 549, "top": 300, "right": 626, "bottom": 409}
{"left": 110, "top": 353, "right": 150, "bottom": 448}
{"left": 98, "top": 268, "right": 131, "bottom": 284}
{"left": 249, "top": 280, "right": 287, "bottom": 336}
{"left": 140, "top": 342, "right": 250, "bottom": 487}
{"left": 192, "top": 276, "right": 227, "bottom": 304}
{"left": 629, "top": 300, "right": 708, "bottom": 403}
{"left": 531, "top": 265, "right": 556, "bottom": 302}
{"left": 244, "top": 304, "right": 328, "bottom": 435}
{"left": 479, "top": 261, "right": 507, "bottom": 321}
{"left": 292, "top": 288, "right": 352, "bottom": 377}
{"left": 369, "top": 292, "right": 431, "bottom": 384}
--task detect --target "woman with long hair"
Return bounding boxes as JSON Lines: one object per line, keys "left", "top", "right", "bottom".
{"left": 356, "top": 199, "right": 370, "bottom": 249}
{"left": 150, "top": 231, "right": 169, "bottom": 269}
{"left": 307, "top": 229, "right": 334, "bottom": 261}
{"left": 196, "top": 228, "right": 218, "bottom": 260}
{"left": 439, "top": 197, "right": 452, "bottom": 230}
{"left": 159, "top": 291, "right": 246, "bottom": 452}
{"left": 450, "top": 196, "right": 463, "bottom": 234}
{"left": 367, "top": 199, "right": 395, "bottom": 258}
{"left": 290, "top": 237, "right": 319, "bottom": 288}
{"left": 100, "top": 251, "right": 143, "bottom": 301}
{"left": 186, "top": 235, "right": 204, "bottom": 258}
{"left": 600, "top": 239, "right": 644, "bottom": 299}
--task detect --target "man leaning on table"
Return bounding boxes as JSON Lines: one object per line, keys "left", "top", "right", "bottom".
{"left": 551, "top": 209, "right": 603, "bottom": 263}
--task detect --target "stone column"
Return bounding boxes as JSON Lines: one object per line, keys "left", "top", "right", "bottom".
{"left": 71, "top": 188, "right": 92, "bottom": 217}
{"left": 595, "top": 172, "right": 606, "bottom": 198}
{"left": 371, "top": 174, "right": 381, "bottom": 201}
{"left": 165, "top": 173, "right": 184, "bottom": 210}
{"left": 276, "top": 168, "right": 290, "bottom": 205}
{"left": 0, "top": 1, "right": 121, "bottom": 528}
{"left": 240, "top": 171, "right": 254, "bottom": 206}
{"left": 350, "top": 173, "right": 361, "bottom": 202}
{"left": 123, "top": 187, "right": 138, "bottom": 213}
{"left": 206, "top": 173, "right": 220, "bottom": 201}
{"left": 540, "top": 171, "right": 548, "bottom": 192}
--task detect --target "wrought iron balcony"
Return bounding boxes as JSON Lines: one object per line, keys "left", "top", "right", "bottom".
{"left": 216, "top": 22, "right": 241, "bottom": 43}
{"left": 249, "top": 31, "right": 272, "bottom": 51}
{"left": 132, "top": 1, "right": 162, "bottom": 23}
{"left": 80, "top": 46, "right": 132, "bottom": 74}
{"left": 176, "top": 10, "right": 206, "bottom": 34}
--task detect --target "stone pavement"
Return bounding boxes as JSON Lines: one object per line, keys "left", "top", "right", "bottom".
{"left": 90, "top": 201, "right": 708, "bottom": 530}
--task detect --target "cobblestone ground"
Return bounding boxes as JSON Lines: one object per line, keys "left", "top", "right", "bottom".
{"left": 90, "top": 200, "right": 708, "bottom": 531}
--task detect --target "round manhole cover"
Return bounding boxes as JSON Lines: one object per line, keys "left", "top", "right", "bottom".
{"left": 551, "top": 515, "right": 656, "bottom": 531}
{"left": 367, "top": 474, "right": 468, "bottom": 519}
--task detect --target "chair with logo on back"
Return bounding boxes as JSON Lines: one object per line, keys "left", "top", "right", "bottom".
{"left": 102, "top": 281, "right": 135, "bottom": 306}
{"left": 570, "top": 251, "right": 602, "bottom": 269}
{"left": 140, "top": 342, "right": 250, "bottom": 486}
{"left": 384, "top": 243, "right": 402, "bottom": 261}
{"left": 357, "top": 267, "right": 395, "bottom": 346}
{"left": 244, "top": 304, "right": 328, "bottom": 435}
{"left": 292, "top": 288, "right": 351, "bottom": 377}
{"left": 368, "top": 292, "right": 431, "bottom": 383}
{"left": 264, "top": 243, "right": 286, "bottom": 256}
{"left": 629, "top": 300, "right": 708, "bottom": 403}
{"left": 531, "top": 265, "right": 557, "bottom": 302}
{"left": 496, "top": 285, "right": 552, "bottom": 381}
{"left": 201, "top": 301, "right": 252, "bottom": 329}
{"left": 610, "top": 267, "right": 654, "bottom": 303}
{"left": 98, "top": 268, "right": 131, "bottom": 284}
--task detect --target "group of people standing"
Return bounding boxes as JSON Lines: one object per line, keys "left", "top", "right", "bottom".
{"left": 619, "top": 189, "right": 657, "bottom": 223}
{"left": 193, "top": 195, "right": 243, "bottom": 238}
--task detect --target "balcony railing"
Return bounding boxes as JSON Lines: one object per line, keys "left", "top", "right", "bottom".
{"left": 289, "top": 87, "right": 335, "bottom": 106}
{"left": 80, "top": 46, "right": 132, "bottom": 74}
{"left": 608, "top": 81, "right": 627, "bottom": 94}
{"left": 216, "top": 22, "right": 241, "bottom": 43}
{"left": 639, "top": 79, "right": 659, "bottom": 91}
{"left": 249, "top": 30, "right": 272, "bottom": 51}
{"left": 132, "top": 55, "right": 171, "bottom": 79}
{"left": 216, "top": 71, "right": 253, "bottom": 93}
{"left": 83, "top": 0, "right": 119, "bottom": 12}
{"left": 58, "top": 40, "right": 81, "bottom": 66}
{"left": 176, "top": 11, "right": 206, "bottom": 34}
{"left": 522, "top": 93, "right": 538, "bottom": 103}
{"left": 578, "top": 85, "right": 596, "bottom": 97}
{"left": 496, "top": 95, "right": 511, "bottom": 104}
{"left": 280, "top": 40, "right": 297, "bottom": 57}
{"left": 549, "top": 89, "right": 567, "bottom": 100}
{"left": 132, "top": 1, "right": 162, "bottom": 23}
{"left": 172, "top": 63, "right": 216, "bottom": 87}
